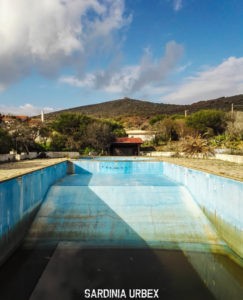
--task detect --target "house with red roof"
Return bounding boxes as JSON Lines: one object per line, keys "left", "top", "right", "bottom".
{"left": 110, "top": 137, "right": 143, "bottom": 156}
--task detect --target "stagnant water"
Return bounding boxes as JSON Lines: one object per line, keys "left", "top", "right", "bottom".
{"left": 0, "top": 161, "right": 242, "bottom": 300}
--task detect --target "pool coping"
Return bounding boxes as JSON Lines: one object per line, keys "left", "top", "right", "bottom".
{"left": 0, "top": 158, "right": 68, "bottom": 183}
{"left": 0, "top": 156, "right": 242, "bottom": 183}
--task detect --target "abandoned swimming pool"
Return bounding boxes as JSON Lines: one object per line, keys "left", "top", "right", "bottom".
{"left": 0, "top": 158, "right": 242, "bottom": 299}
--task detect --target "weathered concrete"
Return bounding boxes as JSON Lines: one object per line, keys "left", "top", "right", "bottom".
{"left": 147, "top": 151, "right": 243, "bottom": 165}
{"left": 1, "top": 158, "right": 243, "bottom": 300}
{"left": 46, "top": 151, "right": 80, "bottom": 159}
{"left": 215, "top": 153, "right": 243, "bottom": 164}
{"left": 0, "top": 153, "right": 15, "bottom": 162}
{"left": 158, "top": 156, "right": 243, "bottom": 181}
{"left": 25, "top": 161, "right": 226, "bottom": 254}
{"left": 163, "top": 162, "right": 243, "bottom": 261}
{"left": 0, "top": 158, "right": 67, "bottom": 181}
{"left": 0, "top": 161, "right": 68, "bottom": 266}
{"left": 25, "top": 159, "right": 243, "bottom": 300}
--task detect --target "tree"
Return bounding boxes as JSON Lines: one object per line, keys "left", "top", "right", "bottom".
{"left": 50, "top": 113, "right": 92, "bottom": 151}
{"left": 49, "top": 113, "right": 118, "bottom": 153}
{"left": 85, "top": 122, "right": 115, "bottom": 153}
{"left": 6, "top": 119, "right": 41, "bottom": 154}
{"left": 186, "top": 110, "right": 226, "bottom": 136}
{"left": 52, "top": 113, "right": 91, "bottom": 136}
{"left": 103, "top": 119, "right": 126, "bottom": 137}
{"left": 0, "top": 127, "right": 12, "bottom": 154}
{"left": 154, "top": 118, "right": 179, "bottom": 143}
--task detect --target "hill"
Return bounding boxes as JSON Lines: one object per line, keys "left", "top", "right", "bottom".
{"left": 45, "top": 97, "right": 185, "bottom": 119}
{"left": 189, "top": 94, "right": 243, "bottom": 111}
{"left": 43, "top": 94, "right": 243, "bottom": 125}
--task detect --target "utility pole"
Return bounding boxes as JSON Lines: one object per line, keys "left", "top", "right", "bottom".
{"left": 184, "top": 110, "right": 188, "bottom": 117}
{"left": 41, "top": 110, "right": 44, "bottom": 123}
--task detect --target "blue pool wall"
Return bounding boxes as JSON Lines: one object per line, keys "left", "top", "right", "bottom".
{"left": 1, "top": 158, "right": 243, "bottom": 264}
{"left": 75, "top": 159, "right": 243, "bottom": 258}
{"left": 163, "top": 162, "right": 243, "bottom": 258}
{"left": 0, "top": 161, "right": 68, "bottom": 265}
{"left": 73, "top": 159, "right": 164, "bottom": 174}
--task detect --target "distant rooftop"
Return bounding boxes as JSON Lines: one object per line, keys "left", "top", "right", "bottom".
{"left": 113, "top": 137, "right": 143, "bottom": 144}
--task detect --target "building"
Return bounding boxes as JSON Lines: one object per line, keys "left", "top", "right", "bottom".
{"left": 126, "top": 129, "right": 155, "bottom": 142}
{"left": 2, "top": 115, "right": 29, "bottom": 124}
{"left": 110, "top": 137, "right": 143, "bottom": 156}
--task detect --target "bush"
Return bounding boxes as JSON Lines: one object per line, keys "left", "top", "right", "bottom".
{"left": 180, "top": 135, "right": 215, "bottom": 158}
{"left": 186, "top": 110, "right": 226, "bottom": 136}
{"left": 149, "top": 114, "right": 167, "bottom": 125}
{"left": 49, "top": 113, "right": 118, "bottom": 153}
{"left": 0, "top": 128, "right": 13, "bottom": 154}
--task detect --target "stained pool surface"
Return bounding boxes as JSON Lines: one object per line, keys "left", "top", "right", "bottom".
{"left": 0, "top": 159, "right": 243, "bottom": 300}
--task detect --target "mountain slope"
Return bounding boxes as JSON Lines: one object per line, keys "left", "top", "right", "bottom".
{"left": 44, "top": 94, "right": 243, "bottom": 120}
{"left": 46, "top": 98, "right": 185, "bottom": 119}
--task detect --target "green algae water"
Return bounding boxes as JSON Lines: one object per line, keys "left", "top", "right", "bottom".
{"left": 0, "top": 159, "right": 242, "bottom": 299}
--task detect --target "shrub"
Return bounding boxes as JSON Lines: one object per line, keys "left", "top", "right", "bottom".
{"left": 180, "top": 135, "right": 215, "bottom": 158}
{"left": 149, "top": 114, "right": 167, "bottom": 125}
{"left": 186, "top": 110, "right": 226, "bottom": 136}
{"left": 0, "top": 127, "right": 12, "bottom": 154}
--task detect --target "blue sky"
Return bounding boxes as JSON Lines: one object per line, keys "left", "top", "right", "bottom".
{"left": 0, "top": 0, "right": 243, "bottom": 115}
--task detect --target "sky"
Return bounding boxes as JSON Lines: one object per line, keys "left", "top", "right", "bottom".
{"left": 0, "top": 0, "right": 243, "bottom": 115}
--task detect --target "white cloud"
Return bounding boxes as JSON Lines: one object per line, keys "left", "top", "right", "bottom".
{"left": 172, "top": 0, "right": 183, "bottom": 11}
{"left": 164, "top": 57, "right": 243, "bottom": 103}
{"left": 0, "top": 103, "right": 55, "bottom": 116}
{"left": 0, "top": 0, "right": 130, "bottom": 89}
{"left": 60, "top": 40, "right": 184, "bottom": 94}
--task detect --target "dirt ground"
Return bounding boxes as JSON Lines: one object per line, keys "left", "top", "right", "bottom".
{"left": 0, "top": 156, "right": 242, "bottom": 182}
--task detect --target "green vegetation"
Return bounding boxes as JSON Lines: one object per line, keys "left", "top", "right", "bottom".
{"left": 0, "top": 104, "right": 243, "bottom": 156}
{"left": 186, "top": 109, "right": 227, "bottom": 136}
{"left": 1, "top": 118, "right": 42, "bottom": 154}
{"left": 0, "top": 113, "right": 126, "bottom": 155}
{"left": 149, "top": 114, "right": 167, "bottom": 125}
{"left": 148, "top": 109, "right": 242, "bottom": 155}
{"left": 0, "top": 127, "right": 12, "bottom": 154}
{"left": 180, "top": 135, "right": 215, "bottom": 158}
{"left": 46, "top": 113, "right": 125, "bottom": 154}
{"left": 44, "top": 95, "right": 243, "bottom": 126}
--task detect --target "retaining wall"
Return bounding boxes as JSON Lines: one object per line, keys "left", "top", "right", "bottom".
{"left": 0, "top": 151, "right": 79, "bottom": 162}
{"left": 46, "top": 151, "right": 80, "bottom": 159}
{"left": 0, "top": 154, "right": 15, "bottom": 162}
{"left": 145, "top": 151, "right": 243, "bottom": 164}
{"left": 0, "top": 161, "right": 68, "bottom": 265}
{"left": 163, "top": 162, "right": 243, "bottom": 258}
{"left": 214, "top": 154, "right": 243, "bottom": 164}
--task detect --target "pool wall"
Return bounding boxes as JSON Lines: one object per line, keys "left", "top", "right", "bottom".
{"left": 72, "top": 160, "right": 164, "bottom": 174}
{"left": 0, "top": 161, "right": 68, "bottom": 265}
{"left": 1, "top": 158, "right": 243, "bottom": 265}
{"left": 163, "top": 162, "right": 243, "bottom": 258}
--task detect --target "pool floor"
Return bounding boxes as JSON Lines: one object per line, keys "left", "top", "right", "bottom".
{"left": 0, "top": 172, "right": 243, "bottom": 299}
{"left": 25, "top": 173, "right": 225, "bottom": 251}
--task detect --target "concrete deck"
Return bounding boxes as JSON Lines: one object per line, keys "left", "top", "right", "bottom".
{"left": 159, "top": 157, "right": 243, "bottom": 182}
{"left": 0, "top": 157, "right": 242, "bottom": 182}
{"left": 0, "top": 158, "right": 67, "bottom": 182}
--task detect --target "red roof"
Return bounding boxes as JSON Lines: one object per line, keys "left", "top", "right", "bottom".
{"left": 113, "top": 137, "right": 143, "bottom": 144}
{"left": 2, "top": 115, "right": 29, "bottom": 122}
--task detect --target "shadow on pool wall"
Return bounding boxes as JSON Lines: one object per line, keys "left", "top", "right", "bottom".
{"left": 1, "top": 162, "right": 216, "bottom": 300}
{"left": 162, "top": 162, "right": 243, "bottom": 260}
{"left": 0, "top": 162, "right": 68, "bottom": 266}
{"left": 0, "top": 158, "right": 243, "bottom": 300}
